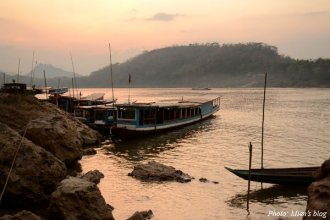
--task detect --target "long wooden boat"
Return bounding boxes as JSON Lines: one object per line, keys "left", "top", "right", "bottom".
{"left": 49, "top": 87, "right": 69, "bottom": 95}
{"left": 225, "top": 166, "right": 319, "bottom": 185}
{"left": 73, "top": 105, "right": 115, "bottom": 135}
{"left": 111, "top": 97, "right": 220, "bottom": 137}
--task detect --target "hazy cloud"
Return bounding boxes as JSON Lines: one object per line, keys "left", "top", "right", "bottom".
{"left": 0, "top": 43, "right": 14, "bottom": 50}
{"left": 148, "top": 12, "right": 182, "bottom": 21}
{"left": 299, "top": 10, "right": 330, "bottom": 17}
{"left": 0, "top": 17, "right": 10, "bottom": 24}
{"left": 122, "top": 8, "right": 139, "bottom": 22}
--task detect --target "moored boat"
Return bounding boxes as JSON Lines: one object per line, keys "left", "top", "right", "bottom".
{"left": 49, "top": 87, "right": 69, "bottom": 95}
{"left": 192, "top": 87, "right": 211, "bottom": 90}
{"left": 225, "top": 166, "right": 318, "bottom": 185}
{"left": 73, "top": 105, "right": 116, "bottom": 134}
{"left": 111, "top": 97, "right": 220, "bottom": 137}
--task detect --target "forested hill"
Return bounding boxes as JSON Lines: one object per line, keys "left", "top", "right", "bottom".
{"left": 83, "top": 43, "right": 329, "bottom": 88}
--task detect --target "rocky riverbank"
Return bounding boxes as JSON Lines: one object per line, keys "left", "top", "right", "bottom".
{"left": 0, "top": 94, "right": 113, "bottom": 219}
{"left": 304, "top": 159, "right": 330, "bottom": 220}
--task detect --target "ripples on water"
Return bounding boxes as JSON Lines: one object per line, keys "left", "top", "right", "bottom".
{"left": 80, "top": 88, "right": 330, "bottom": 220}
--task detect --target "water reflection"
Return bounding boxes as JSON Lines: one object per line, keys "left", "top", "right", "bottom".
{"left": 102, "top": 116, "right": 216, "bottom": 162}
{"left": 227, "top": 185, "right": 308, "bottom": 209}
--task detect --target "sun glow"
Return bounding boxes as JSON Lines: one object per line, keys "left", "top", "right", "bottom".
{"left": 0, "top": 0, "right": 330, "bottom": 74}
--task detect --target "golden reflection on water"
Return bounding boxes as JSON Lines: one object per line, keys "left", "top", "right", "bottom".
{"left": 80, "top": 88, "right": 330, "bottom": 220}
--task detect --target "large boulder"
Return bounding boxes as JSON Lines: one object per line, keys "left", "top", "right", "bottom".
{"left": 82, "top": 170, "right": 105, "bottom": 184}
{"left": 0, "top": 94, "right": 102, "bottom": 166}
{"left": 126, "top": 210, "right": 153, "bottom": 220}
{"left": 48, "top": 176, "right": 114, "bottom": 220}
{"left": 25, "top": 115, "right": 84, "bottom": 165}
{"left": 304, "top": 159, "right": 330, "bottom": 220}
{"left": 0, "top": 210, "right": 41, "bottom": 220}
{"left": 0, "top": 123, "right": 67, "bottom": 206}
{"left": 128, "top": 161, "right": 193, "bottom": 183}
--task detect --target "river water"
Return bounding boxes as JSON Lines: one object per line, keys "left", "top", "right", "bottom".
{"left": 80, "top": 88, "right": 330, "bottom": 220}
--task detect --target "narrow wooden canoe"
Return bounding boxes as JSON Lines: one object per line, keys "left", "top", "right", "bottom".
{"left": 225, "top": 166, "right": 319, "bottom": 185}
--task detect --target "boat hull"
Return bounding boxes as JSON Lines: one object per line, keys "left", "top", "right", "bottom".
{"left": 111, "top": 110, "right": 217, "bottom": 138}
{"left": 225, "top": 166, "right": 318, "bottom": 185}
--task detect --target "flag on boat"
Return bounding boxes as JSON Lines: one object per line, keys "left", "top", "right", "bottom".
{"left": 128, "top": 74, "right": 131, "bottom": 84}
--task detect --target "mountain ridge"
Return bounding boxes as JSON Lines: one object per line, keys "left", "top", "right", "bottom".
{"left": 85, "top": 43, "right": 330, "bottom": 87}
{"left": 2, "top": 43, "right": 330, "bottom": 88}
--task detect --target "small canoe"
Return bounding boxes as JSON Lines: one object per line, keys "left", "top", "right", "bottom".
{"left": 225, "top": 166, "right": 319, "bottom": 185}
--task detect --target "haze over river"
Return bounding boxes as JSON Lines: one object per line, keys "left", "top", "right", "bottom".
{"left": 80, "top": 88, "right": 330, "bottom": 219}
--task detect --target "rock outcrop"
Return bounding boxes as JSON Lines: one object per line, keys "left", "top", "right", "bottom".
{"left": 82, "top": 170, "right": 105, "bottom": 184}
{"left": 128, "top": 161, "right": 193, "bottom": 183}
{"left": 0, "top": 94, "right": 114, "bottom": 219}
{"left": 0, "top": 210, "right": 41, "bottom": 220}
{"left": 127, "top": 210, "right": 153, "bottom": 220}
{"left": 25, "top": 115, "right": 84, "bottom": 165}
{"left": 0, "top": 94, "right": 102, "bottom": 166}
{"left": 48, "top": 176, "right": 114, "bottom": 220}
{"left": 83, "top": 148, "right": 97, "bottom": 156}
{"left": 0, "top": 123, "right": 67, "bottom": 206}
{"left": 304, "top": 159, "right": 330, "bottom": 220}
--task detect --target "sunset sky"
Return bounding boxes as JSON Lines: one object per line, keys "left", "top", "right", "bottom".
{"left": 1, "top": 0, "right": 330, "bottom": 75}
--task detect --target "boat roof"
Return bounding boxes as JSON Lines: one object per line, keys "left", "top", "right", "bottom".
{"left": 80, "top": 93, "right": 105, "bottom": 100}
{"left": 116, "top": 97, "right": 219, "bottom": 108}
{"left": 74, "top": 104, "right": 115, "bottom": 110}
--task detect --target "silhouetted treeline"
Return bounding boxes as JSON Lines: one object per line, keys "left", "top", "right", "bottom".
{"left": 6, "top": 43, "right": 330, "bottom": 88}
{"left": 84, "top": 42, "right": 330, "bottom": 87}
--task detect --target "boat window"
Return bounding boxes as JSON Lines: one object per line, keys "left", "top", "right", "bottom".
{"left": 183, "top": 108, "right": 187, "bottom": 118}
{"left": 139, "top": 108, "right": 156, "bottom": 125}
{"left": 74, "top": 109, "right": 83, "bottom": 117}
{"left": 95, "top": 110, "right": 105, "bottom": 120}
{"left": 164, "top": 108, "right": 176, "bottom": 121}
{"left": 118, "top": 108, "right": 135, "bottom": 119}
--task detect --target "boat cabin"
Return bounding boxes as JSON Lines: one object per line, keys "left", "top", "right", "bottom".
{"left": 73, "top": 105, "right": 116, "bottom": 126}
{"left": 93, "top": 106, "right": 116, "bottom": 126}
{"left": 2, "top": 82, "right": 27, "bottom": 94}
{"left": 115, "top": 97, "right": 220, "bottom": 131}
{"left": 49, "top": 95, "right": 77, "bottom": 113}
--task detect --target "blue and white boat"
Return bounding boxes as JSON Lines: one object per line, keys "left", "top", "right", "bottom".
{"left": 111, "top": 97, "right": 220, "bottom": 137}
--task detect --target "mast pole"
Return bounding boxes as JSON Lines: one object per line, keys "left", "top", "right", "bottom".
{"left": 247, "top": 142, "right": 252, "bottom": 213}
{"left": 30, "top": 51, "right": 35, "bottom": 87}
{"left": 43, "top": 70, "right": 48, "bottom": 99}
{"left": 17, "top": 58, "right": 20, "bottom": 83}
{"left": 128, "top": 74, "right": 131, "bottom": 104}
{"left": 70, "top": 52, "right": 78, "bottom": 98}
{"left": 109, "top": 43, "right": 115, "bottom": 106}
{"left": 261, "top": 72, "right": 267, "bottom": 169}
{"left": 71, "top": 78, "right": 75, "bottom": 99}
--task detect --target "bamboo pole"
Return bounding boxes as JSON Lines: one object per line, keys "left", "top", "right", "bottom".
{"left": 71, "top": 78, "right": 75, "bottom": 99}
{"left": 1, "top": 72, "right": 4, "bottom": 88}
{"left": 70, "top": 53, "right": 78, "bottom": 98}
{"left": 108, "top": 43, "right": 115, "bottom": 106}
{"left": 261, "top": 72, "right": 267, "bottom": 169}
{"left": 30, "top": 51, "right": 35, "bottom": 87}
{"left": 128, "top": 73, "right": 131, "bottom": 104}
{"left": 17, "top": 58, "right": 20, "bottom": 83}
{"left": 247, "top": 142, "right": 253, "bottom": 212}
{"left": 43, "top": 70, "right": 48, "bottom": 99}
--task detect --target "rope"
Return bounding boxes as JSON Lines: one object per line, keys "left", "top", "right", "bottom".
{"left": 0, "top": 124, "right": 29, "bottom": 205}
